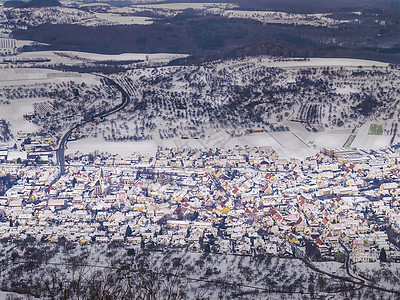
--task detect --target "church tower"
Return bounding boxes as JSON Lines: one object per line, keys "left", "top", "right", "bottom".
{"left": 93, "top": 168, "right": 106, "bottom": 196}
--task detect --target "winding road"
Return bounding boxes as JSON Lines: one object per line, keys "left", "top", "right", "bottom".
{"left": 56, "top": 75, "right": 133, "bottom": 178}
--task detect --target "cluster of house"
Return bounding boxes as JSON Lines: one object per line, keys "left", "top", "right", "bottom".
{"left": 1, "top": 144, "right": 400, "bottom": 263}
{"left": 0, "top": 131, "right": 57, "bottom": 164}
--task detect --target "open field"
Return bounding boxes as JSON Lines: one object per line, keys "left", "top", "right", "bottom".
{"left": 269, "top": 132, "right": 308, "bottom": 149}
{"left": 132, "top": 3, "right": 234, "bottom": 10}
{"left": 355, "top": 262, "right": 400, "bottom": 291}
{"left": 66, "top": 136, "right": 158, "bottom": 157}
{"left": 256, "top": 57, "right": 388, "bottom": 68}
{"left": 368, "top": 124, "right": 383, "bottom": 135}
{"left": 0, "top": 291, "right": 40, "bottom": 300}
{"left": 2, "top": 50, "right": 189, "bottom": 67}
{"left": 0, "top": 98, "right": 40, "bottom": 135}
{"left": 66, "top": 127, "right": 390, "bottom": 160}
{"left": 350, "top": 134, "right": 391, "bottom": 149}
{"left": 343, "top": 135, "right": 356, "bottom": 147}
{"left": 0, "top": 68, "right": 98, "bottom": 86}
{"left": 222, "top": 9, "right": 350, "bottom": 27}
{"left": 94, "top": 13, "right": 153, "bottom": 25}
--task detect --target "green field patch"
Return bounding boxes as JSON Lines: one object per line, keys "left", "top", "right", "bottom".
{"left": 343, "top": 135, "right": 356, "bottom": 147}
{"left": 368, "top": 124, "right": 383, "bottom": 135}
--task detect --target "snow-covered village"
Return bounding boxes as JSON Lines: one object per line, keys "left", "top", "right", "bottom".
{"left": 2, "top": 0, "right": 400, "bottom": 299}
{"left": 3, "top": 142, "right": 400, "bottom": 298}
{"left": 2, "top": 142, "right": 400, "bottom": 262}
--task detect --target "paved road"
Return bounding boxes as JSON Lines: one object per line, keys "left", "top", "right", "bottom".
{"left": 56, "top": 75, "right": 132, "bottom": 178}
{"left": 339, "top": 240, "right": 365, "bottom": 285}
{"left": 293, "top": 243, "right": 400, "bottom": 296}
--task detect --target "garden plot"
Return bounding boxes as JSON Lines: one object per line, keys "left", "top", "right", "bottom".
{"left": 154, "top": 131, "right": 234, "bottom": 150}
{"left": 368, "top": 124, "right": 383, "bottom": 135}
{"left": 349, "top": 123, "right": 391, "bottom": 148}
{"left": 257, "top": 132, "right": 318, "bottom": 159}
{"left": 343, "top": 135, "right": 356, "bottom": 147}
{"left": 282, "top": 120, "right": 311, "bottom": 140}
{"left": 170, "top": 138, "right": 205, "bottom": 149}
{"left": 357, "top": 123, "right": 374, "bottom": 135}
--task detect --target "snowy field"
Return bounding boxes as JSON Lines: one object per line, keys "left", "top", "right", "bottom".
{"left": 355, "top": 262, "right": 400, "bottom": 290}
{"left": 284, "top": 121, "right": 353, "bottom": 151}
{"left": 0, "top": 68, "right": 99, "bottom": 87}
{"left": 0, "top": 240, "right": 381, "bottom": 300}
{"left": 0, "top": 98, "right": 41, "bottom": 135}
{"left": 313, "top": 261, "right": 348, "bottom": 277}
{"left": 66, "top": 130, "right": 347, "bottom": 159}
{"left": 94, "top": 13, "right": 153, "bottom": 25}
{"left": 351, "top": 134, "right": 391, "bottom": 149}
{"left": 132, "top": 3, "right": 232, "bottom": 10}
{"left": 4, "top": 50, "right": 189, "bottom": 65}
{"left": 309, "top": 132, "right": 350, "bottom": 149}
{"left": 269, "top": 132, "right": 308, "bottom": 149}
{"left": 65, "top": 137, "right": 158, "bottom": 157}
{"left": 66, "top": 125, "right": 392, "bottom": 159}
{"left": 14, "top": 39, "right": 36, "bottom": 48}
{"left": 222, "top": 10, "right": 350, "bottom": 27}
{"left": 221, "top": 57, "right": 389, "bottom": 70}
{"left": 0, "top": 291, "right": 40, "bottom": 300}
{"left": 62, "top": 51, "right": 189, "bottom": 63}
{"left": 348, "top": 123, "right": 392, "bottom": 149}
